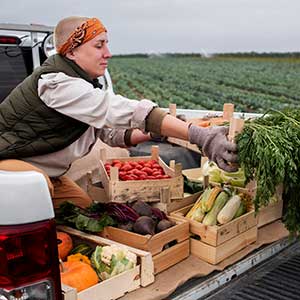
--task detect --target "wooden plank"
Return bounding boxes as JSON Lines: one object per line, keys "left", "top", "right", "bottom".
{"left": 57, "top": 225, "right": 155, "bottom": 287}
{"left": 257, "top": 200, "right": 283, "bottom": 228}
{"left": 171, "top": 204, "right": 257, "bottom": 247}
{"left": 62, "top": 267, "right": 140, "bottom": 300}
{"left": 223, "top": 103, "right": 234, "bottom": 121}
{"left": 153, "top": 191, "right": 202, "bottom": 213}
{"left": 190, "top": 226, "right": 257, "bottom": 265}
{"left": 100, "top": 216, "right": 189, "bottom": 256}
{"left": 152, "top": 239, "right": 190, "bottom": 274}
{"left": 167, "top": 137, "right": 201, "bottom": 154}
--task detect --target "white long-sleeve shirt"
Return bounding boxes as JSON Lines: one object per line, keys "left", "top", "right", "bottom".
{"left": 23, "top": 72, "right": 157, "bottom": 177}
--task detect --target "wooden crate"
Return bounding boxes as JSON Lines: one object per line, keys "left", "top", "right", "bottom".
{"left": 57, "top": 225, "right": 154, "bottom": 292}
{"left": 86, "top": 172, "right": 201, "bottom": 214}
{"left": 190, "top": 226, "right": 257, "bottom": 265}
{"left": 167, "top": 103, "right": 234, "bottom": 154}
{"left": 257, "top": 199, "right": 283, "bottom": 228}
{"left": 171, "top": 204, "right": 257, "bottom": 247}
{"left": 170, "top": 186, "right": 258, "bottom": 265}
{"left": 151, "top": 190, "right": 203, "bottom": 214}
{"left": 99, "top": 216, "right": 190, "bottom": 274}
{"left": 99, "top": 146, "right": 184, "bottom": 202}
{"left": 167, "top": 137, "right": 201, "bottom": 154}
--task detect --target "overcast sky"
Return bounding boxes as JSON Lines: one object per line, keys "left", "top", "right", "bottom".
{"left": 1, "top": 0, "right": 299, "bottom": 54}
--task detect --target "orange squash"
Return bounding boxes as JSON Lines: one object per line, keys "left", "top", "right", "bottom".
{"left": 60, "top": 261, "right": 98, "bottom": 292}
{"left": 57, "top": 232, "right": 73, "bottom": 260}
{"left": 67, "top": 253, "right": 91, "bottom": 265}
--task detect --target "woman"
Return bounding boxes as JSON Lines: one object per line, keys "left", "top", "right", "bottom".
{"left": 0, "top": 16, "right": 237, "bottom": 208}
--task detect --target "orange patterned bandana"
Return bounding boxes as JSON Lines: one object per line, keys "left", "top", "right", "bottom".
{"left": 58, "top": 18, "right": 107, "bottom": 56}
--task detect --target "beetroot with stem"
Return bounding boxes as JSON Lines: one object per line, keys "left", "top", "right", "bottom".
{"left": 131, "top": 200, "right": 153, "bottom": 217}
{"left": 151, "top": 207, "right": 167, "bottom": 221}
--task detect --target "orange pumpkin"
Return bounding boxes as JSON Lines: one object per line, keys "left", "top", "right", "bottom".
{"left": 57, "top": 232, "right": 73, "bottom": 260}
{"left": 60, "top": 261, "right": 98, "bottom": 292}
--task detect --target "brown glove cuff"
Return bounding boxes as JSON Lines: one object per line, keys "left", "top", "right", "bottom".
{"left": 124, "top": 129, "right": 137, "bottom": 147}
{"left": 145, "top": 108, "right": 168, "bottom": 135}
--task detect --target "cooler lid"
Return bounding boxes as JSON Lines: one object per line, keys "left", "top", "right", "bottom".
{"left": 0, "top": 171, "right": 54, "bottom": 225}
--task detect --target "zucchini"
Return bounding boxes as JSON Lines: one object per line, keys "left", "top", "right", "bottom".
{"left": 233, "top": 202, "right": 247, "bottom": 219}
{"left": 202, "top": 191, "right": 229, "bottom": 226}
{"left": 70, "top": 243, "right": 93, "bottom": 257}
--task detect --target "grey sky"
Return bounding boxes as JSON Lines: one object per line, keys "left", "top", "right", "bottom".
{"left": 1, "top": 0, "right": 299, "bottom": 54}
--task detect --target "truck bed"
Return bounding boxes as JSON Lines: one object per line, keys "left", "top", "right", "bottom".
{"left": 168, "top": 239, "right": 298, "bottom": 300}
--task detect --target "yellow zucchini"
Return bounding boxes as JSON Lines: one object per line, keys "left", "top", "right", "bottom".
{"left": 201, "top": 186, "right": 222, "bottom": 213}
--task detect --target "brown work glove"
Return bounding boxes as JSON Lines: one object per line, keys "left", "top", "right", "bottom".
{"left": 188, "top": 125, "right": 238, "bottom": 172}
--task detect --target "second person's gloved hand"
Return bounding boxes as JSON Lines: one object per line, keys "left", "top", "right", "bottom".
{"left": 188, "top": 125, "right": 238, "bottom": 172}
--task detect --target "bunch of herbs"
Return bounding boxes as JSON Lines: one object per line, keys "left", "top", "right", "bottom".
{"left": 236, "top": 108, "right": 300, "bottom": 234}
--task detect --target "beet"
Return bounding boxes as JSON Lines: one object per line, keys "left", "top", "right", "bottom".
{"left": 156, "top": 219, "right": 175, "bottom": 233}
{"left": 131, "top": 200, "right": 153, "bottom": 217}
{"left": 118, "top": 222, "right": 134, "bottom": 232}
{"left": 151, "top": 207, "right": 167, "bottom": 221}
{"left": 133, "top": 216, "right": 156, "bottom": 235}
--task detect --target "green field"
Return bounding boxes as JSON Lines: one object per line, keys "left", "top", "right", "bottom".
{"left": 108, "top": 56, "right": 300, "bottom": 113}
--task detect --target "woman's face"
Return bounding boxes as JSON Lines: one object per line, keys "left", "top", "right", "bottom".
{"left": 67, "top": 32, "right": 112, "bottom": 79}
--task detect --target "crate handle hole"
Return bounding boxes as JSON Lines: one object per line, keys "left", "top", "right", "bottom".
{"left": 162, "top": 239, "right": 178, "bottom": 250}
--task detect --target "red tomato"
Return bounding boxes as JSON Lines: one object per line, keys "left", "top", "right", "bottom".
{"left": 130, "top": 174, "right": 139, "bottom": 180}
{"left": 149, "top": 159, "right": 158, "bottom": 165}
{"left": 152, "top": 171, "right": 162, "bottom": 176}
{"left": 120, "top": 163, "right": 132, "bottom": 172}
{"left": 129, "top": 161, "right": 138, "bottom": 167}
{"left": 152, "top": 163, "right": 161, "bottom": 169}
{"left": 135, "top": 164, "right": 143, "bottom": 170}
{"left": 131, "top": 169, "right": 143, "bottom": 176}
{"left": 143, "top": 163, "right": 152, "bottom": 168}
{"left": 146, "top": 175, "right": 156, "bottom": 180}
{"left": 122, "top": 175, "right": 134, "bottom": 181}
{"left": 112, "top": 160, "right": 121, "bottom": 165}
{"left": 113, "top": 163, "right": 122, "bottom": 169}
{"left": 141, "top": 167, "right": 153, "bottom": 175}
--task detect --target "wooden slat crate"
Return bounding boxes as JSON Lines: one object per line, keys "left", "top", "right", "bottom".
{"left": 58, "top": 226, "right": 155, "bottom": 298}
{"left": 167, "top": 103, "right": 234, "bottom": 154}
{"left": 171, "top": 204, "right": 257, "bottom": 247}
{"left": 183, "top": 165, "right": 283, "bottom": 220}
{"left": 87, "top": 173, "right": 202, "bottom": 214}
{"left": 99, "top": 216, "right": 190, "bottom": 274}
{"left": 257, "top": 200, "right": 283, "bottom": 228}
{"left": 190, "top": 226, "right": 257, "bottom": 265}
{"left": 151, "top": 190, "right": 203, "bottom": 214}
{"left": 171, "top": 177, "right": 259, "bottom": 265}
{"left": 99, "top": 146, "right": 184, "bottom": 202}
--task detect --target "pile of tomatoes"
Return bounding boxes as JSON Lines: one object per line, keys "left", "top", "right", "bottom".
{"left": 104, "top": 159, "right": 171, "bottom": 181}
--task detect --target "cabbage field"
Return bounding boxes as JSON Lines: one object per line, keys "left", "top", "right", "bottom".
{"left": 108, "top": 56, "right": 300, "bottom": 113}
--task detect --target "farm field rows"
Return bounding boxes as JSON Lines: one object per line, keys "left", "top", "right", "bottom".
{"left": 108, "top": 56, "right": 300, "bottom": 113}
